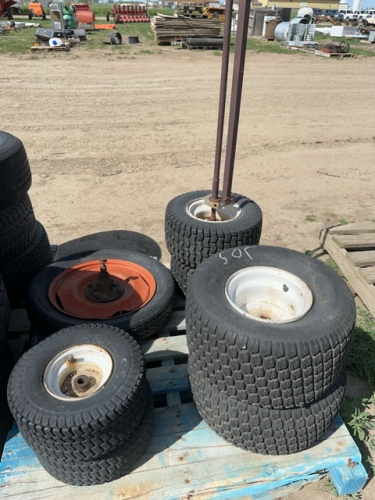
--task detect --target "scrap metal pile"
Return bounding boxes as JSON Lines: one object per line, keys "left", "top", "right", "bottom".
{"left": 151, "top": 13, "right": 221, "bottom": 43}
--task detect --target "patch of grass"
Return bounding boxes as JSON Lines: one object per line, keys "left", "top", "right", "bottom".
{"left": 138, "top": 49, "right": 153, "bottom": 55}
{"left": 305, "top": 213, "right": 316, "bottom": 222}
{"left": 339, "top": 218, "right": 354, "bottom": 225}
{"left": 346, "top": 309, "right": 375, "bottom": 387}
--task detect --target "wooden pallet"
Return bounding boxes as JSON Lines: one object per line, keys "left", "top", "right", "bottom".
{"left": 0, "top": 301, "right": 368, "bottom": 499}
{"left": 314, "top": 50, "right": 355, "bottom": 58}
{"left": 320, "top": 222, "right": 375, "bottom": 318}
{"left": 30, "top": 44, "right": 70, "bottom": 52}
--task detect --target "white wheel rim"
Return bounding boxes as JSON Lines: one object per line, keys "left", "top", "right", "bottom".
{"left": 187, "top": 198, "right": 241, "bottom": 222}
{"left": 43, "top": 344, "right": 114, "bottom": 401}
{"left": 225, "top": 266, "right": 313, "bottom": 323}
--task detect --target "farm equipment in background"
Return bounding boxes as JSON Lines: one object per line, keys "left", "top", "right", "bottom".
{"left": 28, "top": 2, "right": 47, "bottom": 20}
{"left": 203, "top": 5, "right": 225, "bottom": 22}
{"left": 106, "top": 4, "right": 149, "bottom": 24}
{"left": 72, "top": 3, "right": 95, "bottom": 25}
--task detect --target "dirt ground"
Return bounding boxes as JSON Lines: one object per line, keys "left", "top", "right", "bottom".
{"left": 1, "top": 44, "right": 375, "bottom": 498}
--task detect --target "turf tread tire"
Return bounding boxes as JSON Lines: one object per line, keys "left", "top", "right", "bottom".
{"left": 170, "top": 257, "right": 195, "bottom": 296}
{"left": 189, "top": 363, "right": 346, "bottom": 455}
{"left": 0, "top": 221, "right": 52, "bottom": 302}
{"left": 35, "top": 387, "right": 154, "bottom": 486}
{"left": 0, "top": 131, "right": 32, "bottom": 210}
{"left": 0, "top": 194, "right": 37, "bottom": 262}
{"left": 7, "top": 324, "right": 148, "bottom": 460}
{"left": 186, "top": 245, "right": 356, "bottom": 409}
{"left": 165, "top": 190, "right": 262, "bottom": 269}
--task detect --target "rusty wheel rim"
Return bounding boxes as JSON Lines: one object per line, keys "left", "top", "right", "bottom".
{"left": 225, "top": 266, "right": 313, "bottom": 323}
{"left": 43, "top": 344, "right": 114, "bottom": 401}
{"left": 48, "top": 258, "right": 157, "bottom": 320}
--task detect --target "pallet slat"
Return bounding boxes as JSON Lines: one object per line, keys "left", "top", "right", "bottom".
{"left": 332, "top": 233, "right": 375, "bottom": 249}
{"left": 321, "top": 223, "right": 375, "bottom": 318}
{"left": 359, "top": 266, "right": 375, "bottom": 284}
{"left": 348, "top": 250, "right": 375, "bottom": 267}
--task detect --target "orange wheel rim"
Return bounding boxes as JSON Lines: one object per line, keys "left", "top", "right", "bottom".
{"left": 48, "top": 259, "right": 157, "bottom": 320}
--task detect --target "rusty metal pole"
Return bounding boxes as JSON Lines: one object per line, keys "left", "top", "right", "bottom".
{"left": 221, "top": 0, "right": 251, "bottom": 200}
{"left": 211, "top": 0, "right": 234, "bottom": 205}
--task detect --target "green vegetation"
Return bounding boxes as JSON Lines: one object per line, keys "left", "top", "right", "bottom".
{"left": 305, "top": 213, "right": 316, "bottom": 222}
{"left": 324, "top": 255, "right": 375, "bottom": 494}
{"left": 2, "top": 8, "right": 375, "bottom": 57}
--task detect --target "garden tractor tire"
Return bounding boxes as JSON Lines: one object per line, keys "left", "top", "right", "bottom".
{"left": 26, "top": 249, "right": 175, "bottom": 340}
{"left": 7, "top": 324, "right": 149, "bottom": 460}
{"left": 186, "top": 245, "right": 355, "bottom": 409}
{"left": 189, "top": 364, "right": 346, "bottom": 455}
{"left": 0, "top": 131, "right": 32, "bottom": 210}
{"left": 165, "top": 190, "right": 262, "bottom": 269}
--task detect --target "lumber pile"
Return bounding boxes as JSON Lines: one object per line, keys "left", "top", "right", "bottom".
{"left": 151, "top": 14, "right": 221, "bottom": 43}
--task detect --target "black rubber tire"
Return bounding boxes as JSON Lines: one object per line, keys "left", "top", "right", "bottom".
{"left": 26, "top": 249, "right": 175, "bottom": 340}
{"left": 0, "top": 275, "right": 10, "bottom": 345}
{"left": 186, "top": 245, "right": 356, "bottom": 409}
{"left": 189, "top": 364, "right": 346, "bottom": 455}
{"left": 110, "top": 32, "right": 122, "bottom": 45}
{"left": 165, "top": 190, "right": 262, "bottom": 269}
{"left": 0, "top": 221, "right": 52, "bottom": 303}
{"left": 0, "top": 131, "right": 32, "bottom": 210}
{"left": 53, "top": 230, "right": 162, "bottom": 262}
{"left": 170, "top": 256, "right": 194, "bottom": 296}
{"left": 0, "top": 194, "right": 37, "bottom": 262}
{"left": 7, "top": 324, "right": 148, "bottom": 460}
{"left": 35, "top": 386, "right": 154, "bottom": 486}
{"left": 0, "top": 275, "right": 12, "bottom": 416}
{"left": 114, "top": 13, "right": 120, "bottom": 24}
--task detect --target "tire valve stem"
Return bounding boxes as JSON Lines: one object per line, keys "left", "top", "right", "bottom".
{"left": 67, "top": 355, "right": 74, "bottom": 364}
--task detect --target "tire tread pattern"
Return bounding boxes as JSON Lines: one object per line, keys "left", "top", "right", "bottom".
{"left": 165, "top": 190, "right": 262, "bottom": 269}
{"left": 7, "top": 325, "right": 148, "bottom": 460}
{"left": 35, "top": 387, "right": 154, "bottom": 485}
{"left": 189, "top": 363, "right": 346, "bottom": 455}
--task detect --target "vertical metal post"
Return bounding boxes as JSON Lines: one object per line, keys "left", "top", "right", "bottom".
{"left": 221, "top": 0, "right": 251, "bottom": 200}
{"left": 211, "top": 0, "right": 234, "bottom": 203}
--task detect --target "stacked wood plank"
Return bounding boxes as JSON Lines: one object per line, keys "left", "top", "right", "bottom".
{"left": 151, "top": 14, "right": 221, "bottom": 43}
{"left": 320, "top": 222, "right": 375, "bottom": 318}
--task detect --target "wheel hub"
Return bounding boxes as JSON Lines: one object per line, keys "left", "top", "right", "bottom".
{"left": 85, "top": 259, "right": 125, "bottom": 303}
{"left": 48, "top": 258, "right": 157, "bottom": 320}
{"left": 225, "top": 266, "right": 313, "bottom": 323}
{"left": 187, "top": 197, "right": 242, "bottom": 222}
{"left": 43, "top": 345, "right": 113, "bottom": 401}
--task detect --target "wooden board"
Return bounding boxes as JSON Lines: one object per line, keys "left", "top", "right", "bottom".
{"left": 30, "top": 44, "right": 70, "bottom": 52}
{"left": 0, "top": 308, "right": 368, "bottom": 499}
{"left": 320, "top": 222, "right": 375, "bottom": 318}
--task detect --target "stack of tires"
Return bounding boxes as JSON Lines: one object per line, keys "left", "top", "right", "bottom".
{"left": 186, "top": 245, "right": 356, "bottom": 455}
{"left": 7, "top": 324, "right": 154, "bottom": 486}
{"left": 0, "top": 131, "right": 52, "bottom": 302}
{"left": 165, "top": 190, "right": 263, "bottom": 295}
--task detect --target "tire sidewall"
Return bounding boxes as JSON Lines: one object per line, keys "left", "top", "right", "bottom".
{"left": 187, "top": 245, "right": 355, "bottom": 344}
{"left": 8, "top": 325, "right": 144, "bottom": 418}
{"left": 166, "top": 190, "right": 262, "bottom": 234}
{"left": 27, "top": 249, "right": 175, "bottom": 334}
